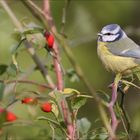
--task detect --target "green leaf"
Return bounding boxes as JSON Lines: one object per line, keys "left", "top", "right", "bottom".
{"left": 0, "top": 82, "right": 5, "bottom": 100}
{"left": 96, "top": 90, "right": 110, "bottom": 102}
{"left": 51, "top": 103, "right": 59, "bottom": 118}
{"left": 6, "top": 64, "right": 17, "bottom": 77}
{"left": 26, "top": 33, "right": 46, "bottom": 49}
{"left": 25, "top": 22, "right": 43, "bottom": 28}
{"left": 37, "top": 116, "right": 60, "bottom": 126}
{"left": 54, "top": 91, "right": 64, "bottom": 102}
{"left": 23, "top": 22, "right": 44, "bottom": 34}
{"left": 77, "top": 118, "right": 91, "bottom": 134}
{"left": 135, "top": 72, "right": 140, "bottom": 81}
{"left": 12, "top": 31, "right": 22, "bottom": 41}
{"left": 71, "top": 96, "right": 87, "bottom": 110}
{"left": 117, "top": 132, "right": 128, "bottom": 139}
{"left": 77, "top": 94, "right": 93, "bottom": 98}
{"left": 132, "top": 66, "right": 140, "bottom": 81}
{"left": 66, "top": 68, "right": 79, "bottom": 82}
{"left": 10, "top": 39, "right": 25, "bottom": 55}
{"left": 88, "top": 127, "right": 108, "bottom": 140}
{"left": 53, "top": 91, "right": 65, "bottom": 116}
{"left": 98, "top": 133, "right": 108, "bottom": 140}
{"left": 0, "top": 64, "right": 8, "bottom": 75}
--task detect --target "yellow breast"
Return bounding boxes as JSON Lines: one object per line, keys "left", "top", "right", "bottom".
{"left": 97, "top": 42, "right": 138, "bottom": 73}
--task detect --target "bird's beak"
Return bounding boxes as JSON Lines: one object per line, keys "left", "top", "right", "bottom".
{"left": 97, "top": 33, "right": 103, "bottom": 37}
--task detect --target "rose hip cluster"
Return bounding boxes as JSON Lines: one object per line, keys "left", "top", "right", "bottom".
{"left": 22, "top": 97, "right": 52, "bottom": 113}
{"left": 0, "top": 32, "right": 54, "bottom": 123}
{"left": 0, "top": 98, "right": 52, "bottom": 123}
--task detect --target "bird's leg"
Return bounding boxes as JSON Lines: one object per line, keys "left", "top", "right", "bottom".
{"left": 117, "top": 84, "right": 131, "bottom": 133}
{"left": 108, "top": 75, "right": 131, "bottom": 136}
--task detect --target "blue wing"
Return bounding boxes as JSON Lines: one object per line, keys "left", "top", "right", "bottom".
{"left": 107, "top": 37, "right": 140, "bottom": 59}
{"left": 119, "top": 49, "right": 140, "bottom": 59}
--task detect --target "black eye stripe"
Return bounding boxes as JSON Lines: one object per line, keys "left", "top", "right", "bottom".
{"left": 104, "top": 33, "right": 114, "bottom": 35}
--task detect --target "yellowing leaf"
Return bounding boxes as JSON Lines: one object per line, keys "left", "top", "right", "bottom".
{"left": 12, "top": 55, "right": 18, "bottom": 69}
{"left": 48, "top": 91, "right": 56, "bottom": 98}
{"left": 63, "top": 88, "right": 80, "bottom": 95}
{"left": 51, "top": 103, "right": 59, "bottom": 118}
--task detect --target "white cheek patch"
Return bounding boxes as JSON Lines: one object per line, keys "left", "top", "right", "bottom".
{"left": 102, "top": 34, "right": 119, "bottom": 42}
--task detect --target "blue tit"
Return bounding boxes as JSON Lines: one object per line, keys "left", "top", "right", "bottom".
{"left": 97, "top": 24, "right": 140, "bottom": 74}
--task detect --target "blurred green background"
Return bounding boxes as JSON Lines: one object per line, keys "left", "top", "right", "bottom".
{"left": 1, "top": 0, "right": 140, "bottom": 139}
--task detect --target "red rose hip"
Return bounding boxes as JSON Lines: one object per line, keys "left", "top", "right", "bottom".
{"left": 44, "top": 32, "right": 54, "bottom": 49}
{"left": 21, "top": 97, "right": 34, "bottom": 104}
{"left": 6, "top": 112, "right": 17, "bottom": 122}
{"left": 41, "top": 102, "right": 52, "bottom": 112}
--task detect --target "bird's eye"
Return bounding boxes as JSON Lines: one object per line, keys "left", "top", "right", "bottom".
{"left": 104, "top": 33, "right": 113, "bottom": 35}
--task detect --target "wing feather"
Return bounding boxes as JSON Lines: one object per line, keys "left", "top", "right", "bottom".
{"left": 107, "top": 37, "right": 140, "bottom": 59}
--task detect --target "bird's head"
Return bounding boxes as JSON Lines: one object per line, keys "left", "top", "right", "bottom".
{"left": 98, "top": 24, "right": 127, "bottom": 42}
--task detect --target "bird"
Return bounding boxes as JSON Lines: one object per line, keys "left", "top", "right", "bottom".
{"left": 97, "top": 24, "right": 140, "bottom": 75}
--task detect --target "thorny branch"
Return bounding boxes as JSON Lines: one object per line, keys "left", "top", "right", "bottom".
{"left": 0, "top": 0, "right": 123, "bottom": 139}
{"left": 0, "top": 0, "right": 55, "bottom": 89}
{"left": 22, "top": 0, "right": 116, "bottom": 139}
{"left": 43, "top": 0, "right": 75, "bottom": 139}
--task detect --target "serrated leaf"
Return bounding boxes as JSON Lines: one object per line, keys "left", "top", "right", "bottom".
{"left": 0, "top": 64, "right": 8, "bottom": 75}
{"left": 77, "top": 118, "right": 91, "bottom": 134}
{"left": 71, "top": 96, "right": 87, "bottom": 110}
{"left": 0, "top": 82, "right": 5, "bottom": 100}
{"left": 7, "top": 64, "right": 17, "bottom": 77}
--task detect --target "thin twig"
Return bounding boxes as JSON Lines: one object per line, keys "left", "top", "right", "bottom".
{"left": 118, "top": 87, "right": 131, "bottom": 133}
{"left": 21, "top": 0, "right": 45, "bottom": 25}
{"left": 4, "top": 65, "right": 35, "bottom": 95}
{"left": 121, "top": 79, "right": 140, "bottom": 90}
{"left": 1, "top": 79, "right": 53, "bottom": 89}
{"left": 60, "top": 0, "right": 71, "bottom": 35}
